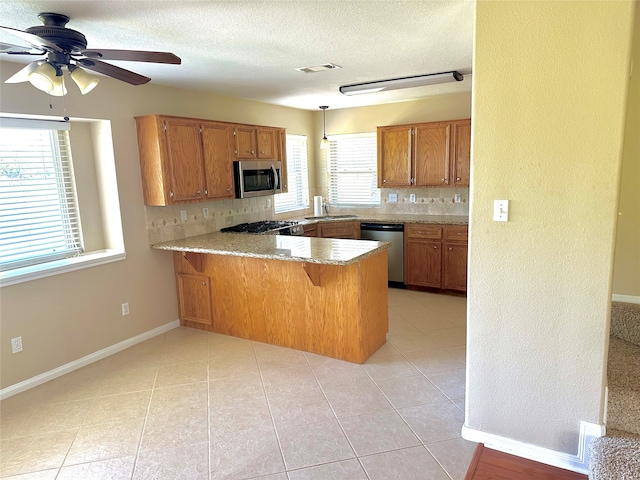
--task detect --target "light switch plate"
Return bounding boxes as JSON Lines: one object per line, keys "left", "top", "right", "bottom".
{"left": 409, "top": 194, "right": 416, "bottom": 203}
{"left": 493, "top": 200, "right": 509, "bottom": 221}
{"left": 388, "top": 193, "right": 398, "bottom": 203}
{"left": 266, "top": 199, "right": 272, "bottom": 208}
{"left": 203, "top": 207, "right": 209, "bottom": 219}
{"left": 180, "top": 210, "right": 187, "bottom": 222}
{"left": 454, "top": 194, "right": 461, "bottom": 204}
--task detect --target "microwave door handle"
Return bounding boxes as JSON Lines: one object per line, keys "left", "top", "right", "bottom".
{"left": 271, "top": 165, "right": 277, "bottom": 194}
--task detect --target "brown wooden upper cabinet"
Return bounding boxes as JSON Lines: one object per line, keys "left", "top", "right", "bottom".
{"left": 234, "top": 126, "right": 279, "bottom": 160}
{"left": 377, "top": 118, "right": 471, "bottom": 188}
{"left": 135, "top": 115, "right": 287, "bottom": 205}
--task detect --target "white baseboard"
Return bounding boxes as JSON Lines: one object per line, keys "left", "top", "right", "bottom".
{"left": 461, "top": 421, "right": 605, "bottom": 475}
{"left": 612, "top": 294, "right": 640, "bottom": 304}
{"left": 0, "top": 320, "right": 180, "bottom": 400}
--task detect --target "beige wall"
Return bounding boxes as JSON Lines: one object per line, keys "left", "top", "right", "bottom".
{"left": 0, "top": 61, "right": 313, "bottom": 389}
{"left": 467, "top": 0, "right": 634, "bottom": 456}
{"left": 613, "top": 4, "right": 640, "bottom": 298}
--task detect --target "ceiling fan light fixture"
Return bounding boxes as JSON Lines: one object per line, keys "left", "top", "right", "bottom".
{"left": 319, "top": 106, "right": 329, "bottom": 150}
{"left": 49, "top": 72, "right": 67, "bottom": 97}
{"left": 70, "top": 65, "right": 99, "bottom": 94}
{"left": 339, "top": 71, "right": 464, "bottom": 96}
{"left": 27, "top": 61, "right": 57, "bottom": 92}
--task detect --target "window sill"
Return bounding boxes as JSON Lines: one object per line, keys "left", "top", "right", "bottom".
{"left": 0, "top": 249, "right": 126, "bottom": 287}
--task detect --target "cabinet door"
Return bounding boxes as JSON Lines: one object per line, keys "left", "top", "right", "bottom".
{"left": 234, "top": 126, "right": 257, "bottom": 159}
{"left": 443, "top": 242, "right": 468, "bottom": 291}
{"left": 404, "top": 239, "right": 442, "bottom": 288}
{"left": 201, "top": 122, "right": 234, "bottom": 199}
{"left": 377, "top": 126, "right": 412, "bottom": 187}
{"left": 164, "top": 118, "right": 206, "bottom": 202}
{"left": 176, "top": 273, "right": 212, "bottom": 325}
{"left": 451, "top": 120, "right": 471, "bottom": 187}
{"left": 303, "top": 224, "right": 318, "bottom": 237}
{"left": 257, "top": 128, "right": 277, "bottom": 159}
{"left": 277, "top": 129, "right": 288, "bottom": 192}
{"left": 414, "top": 123, "right": 451, "bottom": 186}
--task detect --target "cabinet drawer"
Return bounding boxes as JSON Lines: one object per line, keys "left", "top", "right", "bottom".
{"left": 405, "top": 223, "right": 442, "bottom": 240}
{"left": 318, "top": 221, "right": 360, "bottom": 239}
{"left": 443, "top": 226, "right": 468, "bottom": 242}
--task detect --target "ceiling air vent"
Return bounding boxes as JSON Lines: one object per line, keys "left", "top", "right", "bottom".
{"left": 295, "top": 63, "right": 342, "bottom": 73}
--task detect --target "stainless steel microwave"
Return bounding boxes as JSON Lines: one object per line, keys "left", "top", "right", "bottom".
{"left": 233, "top": 160, "right": 282, "bottom": 198}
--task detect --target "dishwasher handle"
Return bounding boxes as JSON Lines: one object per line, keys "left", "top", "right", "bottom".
{"left": 360, "top": 223, "right": 404, "bottom": 232}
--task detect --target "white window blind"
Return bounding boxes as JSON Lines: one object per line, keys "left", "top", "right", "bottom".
{"left": 327, "top": 133, "right": 380, "bottom": 206}
{"left": 274, "top": 134, "right": 309, "bottom": 213}
{"left": 0, "top": 127, "right": 83, "bottom": 271}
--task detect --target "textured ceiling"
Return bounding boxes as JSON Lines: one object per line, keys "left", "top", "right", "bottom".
{"left": 0, "top": 0, "right": 474, "bottom": 111}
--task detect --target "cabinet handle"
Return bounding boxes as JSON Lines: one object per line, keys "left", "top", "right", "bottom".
{"left": 251, "top": 150, "right": 255, "bottom": 154}
{"left": 449, "top": 247, "right": 453, "bottom": 250}
{"left": 260, "top": 151, "right": 264, "bottom": 154}
{"left": 201, "top": 282, "right": 206, "bottom": 286}
{"left": 227, "top": 187, "right": 231, "bottom": 191}
{"left": 383, "top": 179, "right": 387, "bottom": 183}
{"left": 442, "top": 178, "right": 446, "bottom": 182}
{"left": 204, "top": 190, "right": 208, "bottom": 195}
{"left": 196, "top": 190, "right": 201, "bottom": 195}
{"left": 456, "top": 177, "right": 461, "bottom": 181}
{"left": 433, "top": 245, "right": 438, "bottom": 249}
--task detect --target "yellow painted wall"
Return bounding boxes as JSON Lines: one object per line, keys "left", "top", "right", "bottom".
{"left": 467, "top": 0, "right": 634, "bottom": 455}
{"left": 613, "top": 4, "right": 640, "bottom": 297}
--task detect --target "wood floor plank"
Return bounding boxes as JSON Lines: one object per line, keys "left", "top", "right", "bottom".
{"left": 465, "top": 444, "right": 588, "bottom": 480}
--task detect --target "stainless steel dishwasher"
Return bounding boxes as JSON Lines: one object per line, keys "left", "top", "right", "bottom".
{"left": 360, "top": 223, "right": 404, "bottom": 287}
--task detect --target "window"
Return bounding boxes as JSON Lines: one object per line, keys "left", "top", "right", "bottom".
{"left": 0, "top": 116, "right": 125, "bottom": 286}
{"left": 327, "top": 133, "right": 380, "bottom": 206}
{"left": 0, "top": 125, "right": 83, "bottom": 271}
{"left": 274, "top": 134, "right": 309, "bottom": 213}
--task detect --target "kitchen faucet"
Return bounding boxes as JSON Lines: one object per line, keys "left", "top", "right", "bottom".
{"left": 323, "top": 201, "right": 329, "bottom": 216}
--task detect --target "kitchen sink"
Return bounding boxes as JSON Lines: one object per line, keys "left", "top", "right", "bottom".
{"left": 304, "top": 215, "right": 358, "bottom": 220}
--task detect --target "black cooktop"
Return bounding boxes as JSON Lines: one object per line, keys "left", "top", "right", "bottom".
{"left": 221, "top": 220, "right": 298, "bottom": 234}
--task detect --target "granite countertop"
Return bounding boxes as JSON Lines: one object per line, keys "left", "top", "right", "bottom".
{"left": 296, "top": 214, "right": 469, "bottom": 226}
{"left": 152, "top": 232, "right": 390, "bottom": 266}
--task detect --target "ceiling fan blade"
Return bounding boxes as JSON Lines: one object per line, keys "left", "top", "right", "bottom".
{"left": 5, "top": 62, "right": 39, "bottom": 83}
{"left": 81, "top": 49, "right": 181, "bottom": 64}
{"left": 0, "top": 25, "right": 63, "bottom": 53}
{"left": 77, "top": 58, "right": 150, "bottom": 85}
{"left": 0, "top": 41, "right": 42, "bottom": 54}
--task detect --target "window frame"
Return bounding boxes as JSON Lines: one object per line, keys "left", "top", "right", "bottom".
{"left": 326, "top": 132, "right": 381, "bottom": 207}
{"left": 274, "top": 134, "right": 310, "bottom": 214}
{"left": 0, "top": 115, "right": 125, "bottom": 287}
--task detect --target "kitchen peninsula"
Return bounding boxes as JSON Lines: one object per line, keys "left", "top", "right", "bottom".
{"left": 153, "top": 233, "right": 390, "bottom": 363}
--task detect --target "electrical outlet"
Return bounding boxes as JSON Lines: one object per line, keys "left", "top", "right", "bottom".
{"left": 388, "top": 193, "right": 398, "bottom": 203}
{"left": 203, "top": 207, "right": 209, "bottom": 219}
{"left": 11, "top": 336, "right": 23, "bottom": 354}
{"left": 454, "top": 194, "right": 461, "bottom": 204}
{"left": 122, "top": 302, "right": 130, "bottom": 316}
{"left": 180, "top": 210, "right": 187, "bottom": 222}
{"left": 266, "top": 199, "right": 272, "bottom": 209}
{"left": 409, "top": 194, "right": 416, "bottom": 203}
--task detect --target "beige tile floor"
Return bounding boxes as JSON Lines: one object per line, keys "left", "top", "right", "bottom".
{"left": 0, "top": 288, "right": 475, "bottom": 480}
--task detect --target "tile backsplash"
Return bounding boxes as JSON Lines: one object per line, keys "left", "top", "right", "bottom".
{"left": 144, "top": 187, "right": 469, "bottom": 244}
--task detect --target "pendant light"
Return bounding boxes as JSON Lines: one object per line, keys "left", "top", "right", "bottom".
{"left": 319, "top": 106, "right": 329, "bottom": 150}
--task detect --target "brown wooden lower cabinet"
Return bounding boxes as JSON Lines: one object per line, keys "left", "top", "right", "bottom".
{"left": 173, "top": 249, "right": 388, "bottom": 363}
{"left": 176, "top": 273, "right": 212, "bottom": 325}
{"left": 303, "top": 224, "right": 318, "bottom": 237}
{"left": 404, "top": 223, "right": 468, "bottom": 292}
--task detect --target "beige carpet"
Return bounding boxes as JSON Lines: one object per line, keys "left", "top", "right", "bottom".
{"left": 589, "top": 302, "right": 640, "bottom": 479}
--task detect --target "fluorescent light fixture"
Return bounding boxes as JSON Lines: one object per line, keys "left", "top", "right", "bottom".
{"left": 339, "top": 71, "right": 464, "bottom": 96}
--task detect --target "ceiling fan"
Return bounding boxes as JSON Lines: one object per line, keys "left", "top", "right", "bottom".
{"left": 1, "top": 12, "right": 181, "bottom": 95}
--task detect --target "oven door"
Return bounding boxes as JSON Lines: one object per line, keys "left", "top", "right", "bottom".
{"left": 234, "top": 161, "right": 282, "bottom": 198}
